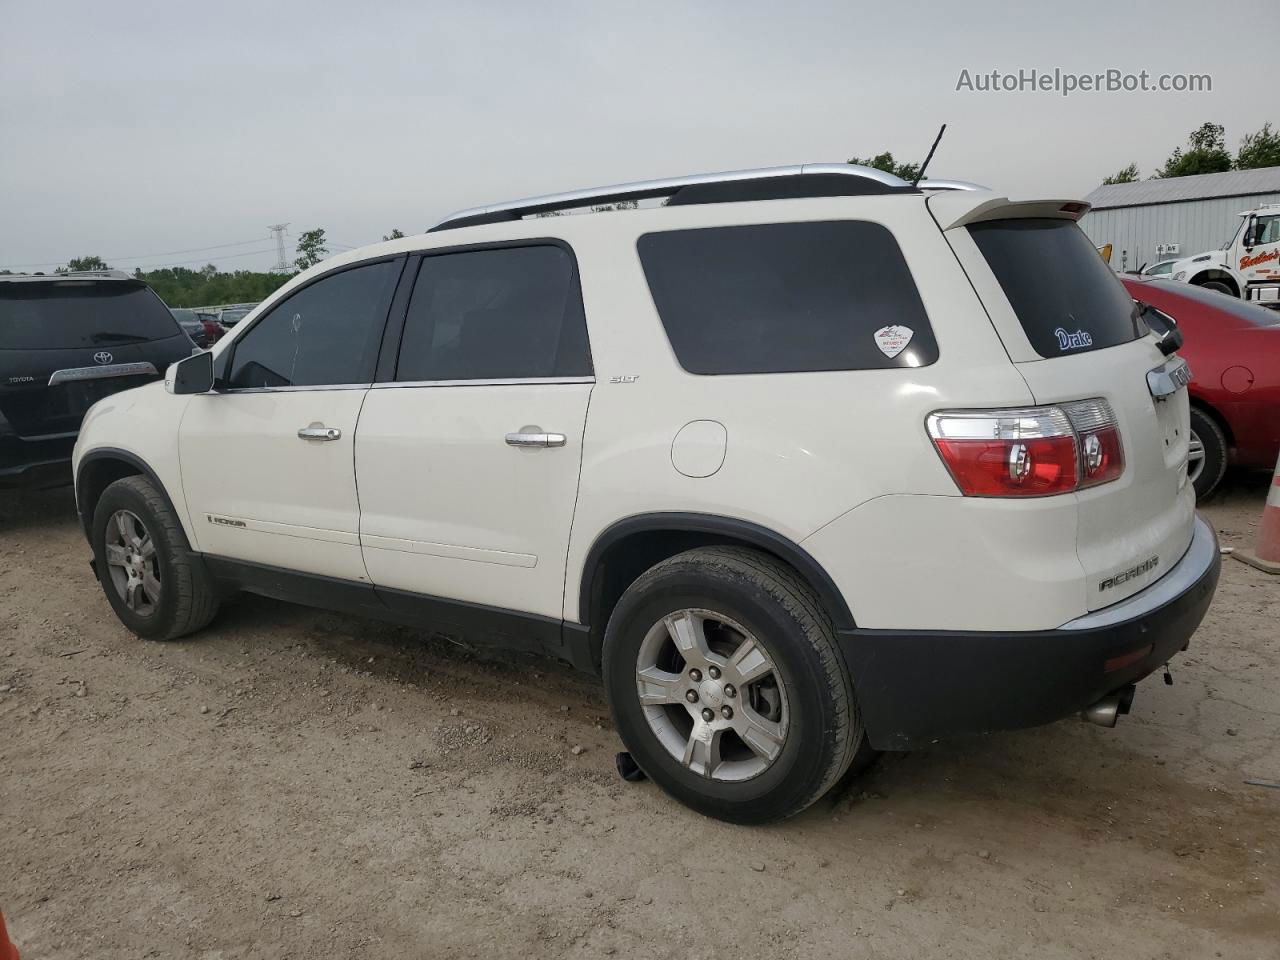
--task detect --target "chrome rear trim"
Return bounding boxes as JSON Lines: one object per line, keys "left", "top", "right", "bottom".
{"left": 47, "top": 362, "right": 159, "bottom": 386}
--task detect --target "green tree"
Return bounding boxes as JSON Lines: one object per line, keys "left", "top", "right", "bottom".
{"left": 1236, "top": 122, "right": 1280, "bottom": 170}
{"left": 57, "top": 254, "right": 110, "bottom": 273}
{"left": 1155, "top": 122, "right": 1232, "bottom": 178}
{"left": 383, "top": 228, "right": 405, "bottom": 241}
{"left": 136, "top": 265, "right": 291, "bottom": 308}
{"left": 1102, "top": 163, "right": 1139, "bottom": 185}
{"left": 294, "top": 228, "right": 328, "bottom": 271}
{"left": 849, "top": 152, "right": 921, "bottom": 183}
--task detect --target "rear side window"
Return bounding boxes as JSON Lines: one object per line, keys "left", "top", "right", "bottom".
{"left": 227, "top": 260, "right": 399, "bottom": 388}
{"left": 396, "top": 244, "right": 592, "bottom": 381}
{"left": 969, "top": 218, "right": 1146, "bottom": 357}
{"left": 637, "top": 221, "right": 937, "bottom": 375}
{"left": 0, "top": 280, "right": 180, "bottom": 350}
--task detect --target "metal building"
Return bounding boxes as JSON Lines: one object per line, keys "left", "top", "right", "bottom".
{"left": 1079, "top": 167, "right": 1280, "bottom": 272}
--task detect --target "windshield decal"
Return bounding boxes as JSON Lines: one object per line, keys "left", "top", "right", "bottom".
{"left": 1054, "top": 327, "right": 1094, "bottom": 351}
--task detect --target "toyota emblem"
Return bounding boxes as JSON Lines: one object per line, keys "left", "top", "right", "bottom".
{"left": 93, "top": 351, "right": 114, "bottom": 365}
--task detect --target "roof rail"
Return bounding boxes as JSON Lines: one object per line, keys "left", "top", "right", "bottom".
{"left": 430, "top": 162, "right": 918, "bottom": 232}
{"left": 917, "top": 179, "right": 986, "bottom": 192}
{"left": 0, "top": 269, "right": 133, "bottom": 281}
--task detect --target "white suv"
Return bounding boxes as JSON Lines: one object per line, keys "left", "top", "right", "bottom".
{"left": 73, "top": 163, "right": 1221, "bottom": 823}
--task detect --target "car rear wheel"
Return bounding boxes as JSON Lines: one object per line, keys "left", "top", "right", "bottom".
{"left": 602, "top": 546, "right": 864, "bottom": 824}
{"left": 1187, "top": 408, "right": 1227, "bottom": 500}
{"left": 92, "top": 475, "right": 220, "bottom": 640}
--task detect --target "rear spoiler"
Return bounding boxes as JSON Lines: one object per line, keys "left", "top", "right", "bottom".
{"left": 927, "top": 191, "right": 1091, "bottom": 231}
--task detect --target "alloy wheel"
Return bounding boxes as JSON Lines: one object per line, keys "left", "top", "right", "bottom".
{"left": 635, "top": 608, "right": 789, "bottom": 781}
{"left": 104, "top": 509, "right": 162, "bottom": 616}
{"left": 1187, "top": 429, "right": 1205, "bottom": 484}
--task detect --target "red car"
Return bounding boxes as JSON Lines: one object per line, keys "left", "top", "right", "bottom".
{"left": 1121, "top": 276, "right": 1280, "bottom": 498}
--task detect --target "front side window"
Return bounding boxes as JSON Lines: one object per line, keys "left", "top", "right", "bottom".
{"left": 1251, "top": 215, "right": 1280, "bottom": 246}
{"left": 227, "top": 260, "right": 400, "bottom": 388}
{"left": 396, "top": 244, "right": 592, "bottom": 382}
{"left": 637, "top": 221, "right": 937, "bottom": 375}
{"left": 969, "top": 218, "right": 1146, "bottom": 358}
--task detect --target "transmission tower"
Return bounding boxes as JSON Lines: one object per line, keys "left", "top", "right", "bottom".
{"left": 268, "top": 223, "right": 290, "bottom": 272}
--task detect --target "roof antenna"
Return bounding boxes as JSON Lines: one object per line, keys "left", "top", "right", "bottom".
{"left": 911, "top": 124, "right": 947, "bottom": 187}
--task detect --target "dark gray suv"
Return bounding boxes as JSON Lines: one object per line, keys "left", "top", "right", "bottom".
{"left": 1, "top": 271, "right": 193, "bottom": 487}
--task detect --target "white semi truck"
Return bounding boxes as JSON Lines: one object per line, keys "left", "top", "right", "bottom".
{"left": 1169, "top": 203, "right": 1280, "bottom": 307}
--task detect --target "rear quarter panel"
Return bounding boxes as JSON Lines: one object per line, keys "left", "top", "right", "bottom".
{"left": 557, "top": 195, "right": 1036, "bottom": 625}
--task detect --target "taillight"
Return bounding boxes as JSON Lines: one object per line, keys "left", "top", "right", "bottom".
{"left": 1062, "top": 398, "right": 1125, "bottom": 488}
{"left": 927, "top": 400, "right": 1123, "bottom": 497}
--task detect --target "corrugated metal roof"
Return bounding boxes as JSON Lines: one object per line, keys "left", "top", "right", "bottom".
{"left": 1084, "top": 166, "right": 1280, "bottom": 210}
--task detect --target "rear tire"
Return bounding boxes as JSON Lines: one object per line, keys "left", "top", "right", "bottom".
{"left": 1188, "top": 408, "right": 1227, "bottom": 500}
{"left": 602, "top": 546, "right": 864, "bottom": 824}
{"left": 91, "top": 476, "right": 220, "bottom": 640}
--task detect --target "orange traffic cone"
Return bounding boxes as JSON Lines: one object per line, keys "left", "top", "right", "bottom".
{"left": 1236, "top": 450, "right": 1280, "bottom": 575}
{"left": 0, "top": 911, "right": 18, "bottom": 960}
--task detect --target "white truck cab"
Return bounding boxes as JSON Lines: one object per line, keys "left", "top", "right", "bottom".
{"left": 73, "top": 163, "right": 1220, "bottom": 823}
{"left": 1170, "top": 202, "right": 1280, "bottom": 305}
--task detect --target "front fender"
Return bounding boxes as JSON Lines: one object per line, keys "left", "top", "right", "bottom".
{"left": 73, "top": 382, "right": 196, "bottom": 546}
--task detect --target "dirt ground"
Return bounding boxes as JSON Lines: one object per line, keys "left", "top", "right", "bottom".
{"left": 2, "top": 472, "right": 1277, "bottom": 960}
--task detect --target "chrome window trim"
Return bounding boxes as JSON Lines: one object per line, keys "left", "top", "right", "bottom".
{"left": 217, "top": 383, "right": 372, "bottom": 395}
{"left": 47, "top": 362, "right": 159, "bottom": 386}
{"left": 371, "top": 376, "right": 596, "bottom": 389}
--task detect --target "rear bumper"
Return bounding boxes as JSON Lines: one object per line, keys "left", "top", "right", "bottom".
{"left": 839, "top": 515, "right": 1221, "bottom": 750}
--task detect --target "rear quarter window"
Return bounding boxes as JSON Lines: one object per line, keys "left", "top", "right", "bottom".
{"left": 968, "top": 218, "right": 1146, "bottom": 357}
{"left": 637, "top": 220, "right": 937, "bottom": 375}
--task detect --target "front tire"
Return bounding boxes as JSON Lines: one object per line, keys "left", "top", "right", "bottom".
{"left": 602, "top": 546, "right": 863, "bottom": 824}
{"left": 1187, "top": 407, "right": 1227, "bottom": 500}
{"left": 92, "top": 476, "right": 220, "bottom": 640}
{"left": 1197, "top": 280, "right": 1233, "bottom": 296}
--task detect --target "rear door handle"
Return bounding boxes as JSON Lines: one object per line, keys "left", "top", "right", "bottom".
{"left": 298, "top": 423, "right": 341, "bottom": 441}
{"left": 505, "top": 430, "right": 566, "bottom": 448}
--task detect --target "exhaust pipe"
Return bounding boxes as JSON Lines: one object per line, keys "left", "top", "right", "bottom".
{"left": 1082, "top": 684, "right": 1136, "bottom": 728}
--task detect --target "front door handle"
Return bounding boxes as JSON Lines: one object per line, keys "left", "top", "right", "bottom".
{"left": 298, "top": 423, "right": 341, "bottom": 441}
{"left": 505, "top": 429, "right": 567, "bottom": 448}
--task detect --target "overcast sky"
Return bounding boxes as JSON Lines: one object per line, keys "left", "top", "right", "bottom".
{"left": 0, "top": 0, "right": 1263, "bottom": 274}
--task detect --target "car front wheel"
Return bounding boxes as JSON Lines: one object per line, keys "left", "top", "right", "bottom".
{"left": 92, "top": 475, "right": 220, "bottom": 640}
{"left": 602, "top": 546, "right": 865, "bottom": 824}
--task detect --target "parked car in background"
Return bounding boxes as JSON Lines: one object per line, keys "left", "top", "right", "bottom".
{"left": 73, "top": 164, "right": 1219, "bottom": 823}
{"left": 169, "top": 308, "right": 223, "bottom": 349}
{"left": 216, "top": 304, "right": 256, "bottom": 328}
{"left": 1121, "top": 275, "right": 1280, "bottom": 498}
{"left": 1140, "top": 259, "right": 1177, "bottom": 278}
{"left": 1, "top": 271, "right": 193, "bottom": 487}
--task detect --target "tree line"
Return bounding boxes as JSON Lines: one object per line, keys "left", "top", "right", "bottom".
{"left": 1103, "top": 121, "right": 1279, "bottom": 183}
{"left": 10, "top": 226, "right": 406, "bottom": 308}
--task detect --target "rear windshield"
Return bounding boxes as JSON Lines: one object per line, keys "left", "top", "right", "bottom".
{"left": 1, "top": 280, "right": 179, "bottom": 350}
{"left": 969, "top": 218, "right": 1146, "bottom": 357}
{"left": 638, "top": 220, "right": 937, "bottom": 375}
